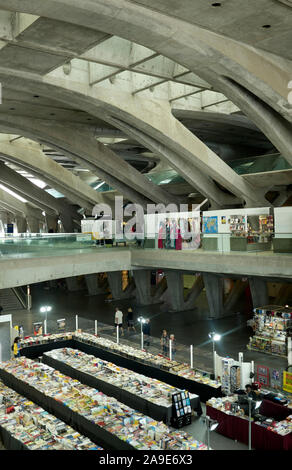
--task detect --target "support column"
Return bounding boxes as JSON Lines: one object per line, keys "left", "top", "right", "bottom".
{"left": 224, "top": 279, "right": 248, "bottom": 313}
{"left": 46, "top": 214, "right": 58, "bottom": 233}
{"left": 203, "top": 273, "right": 224, "bottom": 318}
{"left": 133, "top": 269, "right": 153, "bottom": 305}
{"left": 249, "top": 277, "right": 269, "bottom": 309}
{"left": 107, "top": 271, "right": 134, "bottom": 300}
{"left": 85, "top": 274, "right": 106, "bottom": 296}
{"left": 60, "top": 213, "right": 75, "bottom": 233}
{"left": 26, "top": 216, "right": 40, "bottom": 233}
{"left": 165, "top": 271, "right": 185, "bottom": 311}
{"left": 15, "top": 215, "right": 27, "bottom": 234}
{"left": 66, "top": 276, "right": 82, "bottom": 292}
{"left": 184, "top": 275, "right": 204, "bottom": 309}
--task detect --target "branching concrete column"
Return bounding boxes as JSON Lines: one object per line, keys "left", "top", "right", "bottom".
{"left": 224, "top": 279, "right": 248, "bottom": 313}
{"left": 15, "top": 215, "right": 27, "bottom": 234}
{"left": 85, "top": 274, "right": 106, "bottom": 296}
{"left": 107, "top": 271, "right": 134, "bottom": 300}
{"left": 249, "top": 277, "right": 269, "bottom": 309}
{"left": 59, "top": 213, "right": 75, "bottom": 233}
{"left": 184, "top": 275, "right": 204, "bottom": 309}
{"left": 26, "top": 216, "right": 40, "bottom": 233}
{"left": 165, "top": 271, "right": 185, "bottom": 311}
{"left": 46, "top": 215, "right": 58, "bottom": 233}
{"left": 133, "top": 269, "right": 153, "bottom": 305}
{"left": 203, "top": 273, "right": 224, "bottom": 318}
{"left": 66, "top": 276, "right": 83, "bottom": 292}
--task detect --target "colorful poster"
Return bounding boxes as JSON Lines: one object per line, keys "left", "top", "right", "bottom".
{"left": 203, "top": 216, "right": 218, "bottom": 234}
{"left": 33, "top": 322, "right": 43, "bottom": 336}
{"left": 283, "top": 371, "right": 292, "bottom": 393}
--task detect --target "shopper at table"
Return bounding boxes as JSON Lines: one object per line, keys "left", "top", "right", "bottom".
{"left": 114, "top": 307, "right": 124, "bottom": 336}
{"left": 160, "top": 329, "right": 169, "bottom": 356}
{"left": 142, "top": 318, "right": 151, "bottom": 350}
{"left": 126, "top": 307, "right": 136, "bottom": 332}
{"left": 245, "top": 383, "right": 259, "bottom": 400}
{"left": 169, "top": 334, "right": 176, "bottom": 359}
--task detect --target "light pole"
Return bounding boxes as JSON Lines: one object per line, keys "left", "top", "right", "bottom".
{"left": 138, "top": 316, "right": 146, "bottom": 350}
{"left": 40, "top": 306, "right": 52, "bottom": 334}
{"left": 208, "top": 332, "right": 221, "bottom": 376}
{"left": 248, "top": 398, "right": 262, "bottom": 450}
{"left": 205, "top": 415, "right": 219, "bottom": 450}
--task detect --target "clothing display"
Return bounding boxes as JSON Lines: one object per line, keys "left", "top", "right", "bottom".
{"left": 247, "top": 305, "right": 291, "bottom": 357}
{"left": 0, "top": 380, "right": 101, "bottom": 450}
{"left": 0, "top": 357, "right": 207, "bottom": 451}
{"left": 42, "top": 347, "right": 202, "bottom": 423}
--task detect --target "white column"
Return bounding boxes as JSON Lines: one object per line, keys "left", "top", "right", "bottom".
{"left": 75, "top": 315, "right": 78, "bottom": 331}
{"left": 141, "top": 331, "right": 144, "bottom": 350}
{"left": 116, "top": 325, "right": 119, "bottom": 344}
{"left": 288, "top": 337, "right": 292, "bottom": 366}
{"left": 44, "top": 319, "right": 47, "bottom": 335}
{"left": 169, "top": 339, "right": 172, "bottom": 360}
{"left": 190, "top": 345, "right": 193, "bottom": 369}
{"left": 95, "top": 320, "right": 97, "bottom": 336}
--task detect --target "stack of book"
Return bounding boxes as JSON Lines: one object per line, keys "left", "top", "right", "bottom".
{"left": 45, "top": 348, "right": 186, "bottom": 408}
{"left": 0, "top": 380, "right": 102, "bottom": 450}
{"left": 0, "top": 357, "right": 207, "bottom": 450}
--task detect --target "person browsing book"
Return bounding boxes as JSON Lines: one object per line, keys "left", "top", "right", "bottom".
{"left": 114, "top": 307, "right": 124, "bottom": 336}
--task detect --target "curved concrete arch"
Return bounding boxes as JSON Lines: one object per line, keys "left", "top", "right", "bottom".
{"left": 0, "top": 0, "right": 289, "bottom": 110}
{"left": 0, "top": 137, "right": 107, "bottom": 211}
{"left": 0, "top": 0, "right": 290, "bottom": 180}
{"left": 0, "top": 115, "right": 176, "bottom": 208}
{"left": 0, "top": 69, "right": 268, "bottom": 207}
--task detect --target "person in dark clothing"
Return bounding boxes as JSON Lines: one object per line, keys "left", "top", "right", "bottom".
{"left": 126, "top": 307, "right": 136, "bottom": 332}
{"left": 0, "top": 305, "right": 3, "bottom": 315}
{"left": 142, "top": 319, "right": 151, "bottom": 350}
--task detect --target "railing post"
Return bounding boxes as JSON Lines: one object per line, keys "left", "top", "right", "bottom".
{"left": 190, "top": 345, "right": 193, "bottom": 369}
{"left": 95, "top": 320, "right": 97, "bottom": 336}
{"left": 75, "top": 315, "right": 78, "bottom": 331}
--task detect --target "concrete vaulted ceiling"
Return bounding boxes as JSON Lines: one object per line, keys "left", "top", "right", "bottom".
{"left": 0, "top": 1, "right": 290, "bottom": 212}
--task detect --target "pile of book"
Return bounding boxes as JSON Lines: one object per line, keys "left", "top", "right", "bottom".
{"left": 45, "top": 348, "right": 184, "bottom": 408}
{"left": 19, "top": 331, "right": 221, "bottom": 389}
{"left": 20, "top": 332, "right": 73, "bottom": 347}
{"left": 0, "top": 358, "right": 207, "bottom": 450}
{"left": 0, "top": 380, "right": 102, "bottom": 450}
{"left": 74, "top": 332, "right": 221, "bottom": 389}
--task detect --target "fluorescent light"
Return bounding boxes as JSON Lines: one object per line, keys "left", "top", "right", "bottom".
{"left": 213, "top": 334, "right": 221, "bottom": 341}
{"left": 94, "top": 181, "right": 105, "bottom": 190}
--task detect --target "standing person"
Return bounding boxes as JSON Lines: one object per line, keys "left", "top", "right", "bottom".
{"left": 160, "top": 329, "right": 169, "bottom": 356}
{"left": 12, "top": 337, "right": 21, "bottom": 358}
{"left": 142, "top": 318, "right": 151, "bottom": 351}
{"left": 114, "top": 307, "right": 124, "bottom": 336}
{"left": 0, "top": 305, "right": 3, "bottom": 315}
{"left": 169, "top": 334, "right": 176, "bottom": 359}
{"left": 126, "top": 307, "right": 136, "bottom": 332}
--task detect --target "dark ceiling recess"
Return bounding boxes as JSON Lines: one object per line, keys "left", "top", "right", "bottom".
{"left": 212, "top": 2, "right": 222, "bottom": 6}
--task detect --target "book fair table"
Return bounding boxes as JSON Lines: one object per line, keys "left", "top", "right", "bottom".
{"left": 19, "top": 332, "right": 222, "bottom": 403}
{"left": 0, "top": 380, "right": 102, "bottom": 450}
{"left": 206, "top": 397, "right": 292, "bottom": 450}
{"left": 42, "top": 348, "right": 202, "bottom": 424}
{"left": 0, "top": 358, "right": 207, "bottom": 451}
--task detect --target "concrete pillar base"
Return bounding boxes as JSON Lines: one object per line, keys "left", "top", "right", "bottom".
{"left": 15, "top": 216, "right": 27, "bottom": 234}
{"left": 26, "top": 217, "right": 40, "bottom": 233}
{"left": 133, "top": 269, "right": 153, "bottom": 305}
{"left": 66, "top": 276, "right": 83, "bottom": 292}
{"left": 249, "top": 277, "right": 269, "bottom": 309}
{"left": 85, "top": 274, "right": 107, "bottom": 296}
{"left": 203, "top": 273, "right": 224, "bottom": 318}
{"left": 165, "top": 271, "right": 185, "bottom": 311}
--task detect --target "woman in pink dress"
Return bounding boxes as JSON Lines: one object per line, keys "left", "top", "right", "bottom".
{"left": 175, "top": 223, "right": 182, "bottom": 250}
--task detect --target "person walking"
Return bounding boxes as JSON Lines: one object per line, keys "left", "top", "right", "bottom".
{"left": 160, "top": 329, "right": 169, "bottom": 356}
{"left": 169, "top": 334, "right": 176, "bottom": 359}
{"left": 142, "top": 318, "right": 151, "bottom": 351}
{"left": 126, "top": 307, "right": 136, "bottom": 332}
{"left": 114, "top": 307, "right": 124, "bottom": 336}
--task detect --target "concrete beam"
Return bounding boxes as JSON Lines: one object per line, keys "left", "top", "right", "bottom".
{"left": 0, "top": 139, "right": 106, "bottom": 210}
{"left": 0, "top": 115, "right": 175, "bottom": 207}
